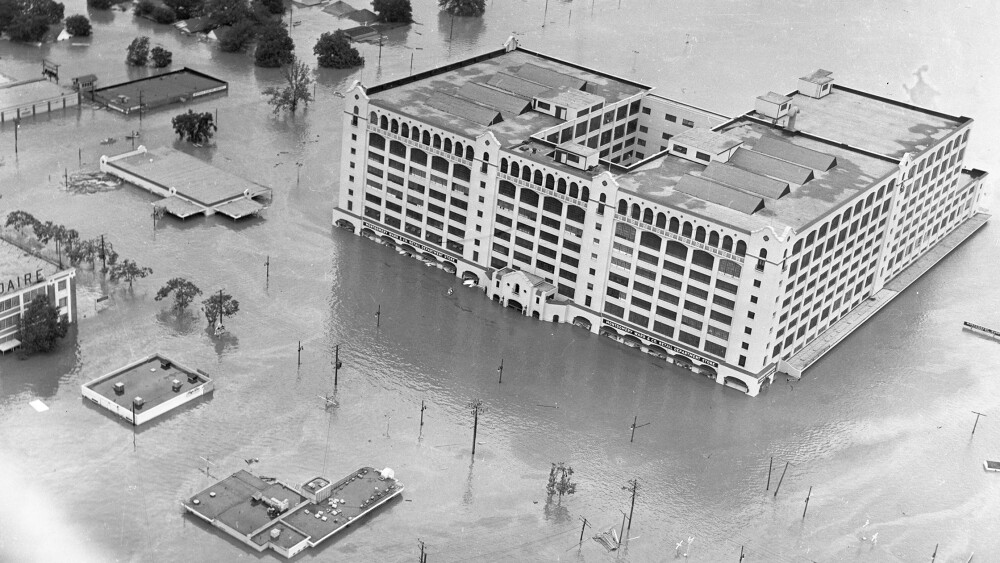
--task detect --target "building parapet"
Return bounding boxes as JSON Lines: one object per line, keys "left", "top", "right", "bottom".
{"left": 614, "top": 213, "right": 745, "bottom": 265}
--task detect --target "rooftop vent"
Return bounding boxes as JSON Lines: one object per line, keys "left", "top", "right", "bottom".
{"left": 113, "top": 382, "right": 125, "bottom": 396}
{"left": 754, "top": 92, "right": 792, "bottom": 120}
{"left": 133, "top": 397, "right": 145, "bottom": 409}
{"left": 172, "top": 379, "right": 182, "bottom": 392}
{"left": 798, "top": 69, "right": 834, "bottom": 99}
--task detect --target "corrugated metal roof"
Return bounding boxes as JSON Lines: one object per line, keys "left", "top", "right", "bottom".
{"left": 425, "top": 93, "right": 502, "bottom": 126}
{"left": 486, "top": 72, "right": 552, "bottom": 98}
{"left": 675, "top": 175, "right": 765, "bottom": 215}
{"left": 534, "top": 86, "right": 605, "bottom": 110}
{"left": 457, "top": 82, "right": 531, "bottom": 116}
{"left": 752, "top": 136, "right": 837, "bottom": 171}
{"left": 671, "top": 129, "right": 742, "bottom": 154}
{"left": 214, "top": 198, "right": 265, "bottom": 219}
{"left": 154, "top": 196, "right": 204, "bottom": 218}
{"left": 729, "top": 148, "right": 814, "bottom": 185}
{"left": 515, "top": 63, "right": 586, "bottom": 90}
{"left": 701, "top": 162, "right": 790, "bottom": 199}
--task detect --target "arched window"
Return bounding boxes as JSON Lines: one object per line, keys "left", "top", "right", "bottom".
{"left": 831, "top": 216, "right": 840, "bottom": 229}
{"left": 631, "top": 203, "right": 641, "bottom": 220}
{"left": 639, "top": 231, "right": 661, "bottom": 250}
{"left": 510, "top": 161, "right": 519, "bottom": 177}
{"left": 656, "top": 213, "right": 666, "bottom": 228}
{"left": 665, "top": 240, "right": 687, "bottom": 260}
{"left": 854, "top": 200, "right": 863, "bottom": 214}
{"left": 557, "top": 178, "right": 567, "bottom": 194}
{"left": 599, "top": 193, "right": 606, "bottom": 203}
{"left": 843, "top": 207, "right": 852, "bottom": 221}
{"left": 533, "top": 170, "right": 543, "bottom": 186}
{"left": 708, "top": 231, "right": 719, "bottom": 247}
{"left": 500, "top": 158, "right": 508, "bottom": 174}
{"left": 379, "top": 115, "right": 389, "bottom": 129}
{"left": 669, "top": 217, "right": 680, "bottom": 233}
{"left": 433, "top": 134, "right": 442, "bottom": 149}
{"left": 759, "top": 249, "right": 768, "bottom": 259}
{"left": 390, "top": 119, "right": 399, "bottom": 133}
{"left": 865, "top": 193, "right": 874, "bottom": 207}
{"left": 722, "top": 235, "right": 733, "bottom": 252}
{"left": 735, "top": 240, "right": 747, "bottom": 256}
{"left": 819, "top": 224, "right": 828, "bottom": 238}
{"left": 793, "top": 240, "right": 802, "bottom": 254}
{"left": 877, "top": 186, "right": 885, "bottom": 199}
{"left": 422, "top": 131, "right": 430, "bottom": 145}
{"left": 806, "top": 232, "right": 815, "bottom": 246}
{"left": 618, "top": 200, "right": 628, "bottom": 215}
{"left": 411, "top": 126, "right": 420, "bottom": 141}
{"left": 569, "top": 184, "right": 579, "bottom": 199}
{"left": 520, "top": 188, "right": 540, "bottom": 207}
{"left": 454, "top": 142, "right": 463, "bottom": 158}
{"left": 465, "top": 146, "right": 474, "bottom": 161}
{"left": 545, "top": 174, "right": 555, "bottom": 190}
{"left": 521, "top": 166, "right": 531, "bottom": 182}
{"left": 581, "top": 186, "right": 589, "bottom": 202}
{"left": 444, "top": 138, "right": 452, "bottom": 153}
{"left": 370, "top": 111, "right": 378, "bottom": 123}
{"left": 642, "top": 208, "right": 653, "bottom": 224}
{"left": 566, "top": 204, "right": 585, "bottom": 224}
{"left": 695, "top": 226, "right": 706, "bottom": 242}
{"left": 543, "top": 196, "right": 562, "bottom": 215}
{"left": 682, "top": 221, "right": 693, "bottom": 238}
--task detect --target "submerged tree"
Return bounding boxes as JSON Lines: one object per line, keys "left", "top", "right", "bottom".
{"left": 439, "top": 0, "right": 484, "bottom": 17}
{"left": 126, "top": 36, "right": 151, "bottom": 66}
{"left": 65, "top": 14, "right": 92, "bottom": 36}
{"left": 546, "top": 462, "right": 577, "bottom": 501}
{"left": 372, "top": 0, "right": 411, "bottom": 23}
{"left": 262, "top": 56, "right": 314, "bottom": 114}
{"left": 155, "top": 277, "right": 202, "bottom": 313}
{"left": 17, "top": 295, "right": 69, "bottom": 356}
{"left": 4, "top": 211, "right": 40, "bottom": 236}
{"left": 202, "top": 290, "right": 240, "bottom": 328}
{"left": 151, "top": 46, "right": 173, "bottom": 68}
{"left": 171, "top": 110, "right": 216, "bottom": 143}
{"left": 254, "top": 22, "right": 294, "bottom": 68}
{"left": 314, "top": 30, "right": 363, "bottom": 69}
{"left": 109, "top": 259, "right": 153, "bottom": 289}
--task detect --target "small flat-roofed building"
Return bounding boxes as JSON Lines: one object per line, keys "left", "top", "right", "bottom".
{"left": 81, "top": 353, "right": 214, "bottom": 425}
{"left": 0, "top": 77, "right": 79, "bottom": 123}
{"left": 332, "top": 38, "right": 989, "bottom": 396}
{"left": 0, "top": 239, "right": 77, "bottom": 354}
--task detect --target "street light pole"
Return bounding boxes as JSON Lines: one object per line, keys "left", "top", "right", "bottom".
{"left": 13, "top": 118, "right": 19, "bottom": 155}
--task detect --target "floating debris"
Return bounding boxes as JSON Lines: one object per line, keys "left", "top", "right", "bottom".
{"left": 65, "top": 171, "right": 122, "bottom": 194}
{"left": 29, "top": 400, "right": 49, "bottom": 412}
{"left": 100, "top": 137, "right": 117, "bottom": 145}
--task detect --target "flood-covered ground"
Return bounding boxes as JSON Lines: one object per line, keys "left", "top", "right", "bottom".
{"left": 2, "top": 1, "right": 1000, "bottom": 561}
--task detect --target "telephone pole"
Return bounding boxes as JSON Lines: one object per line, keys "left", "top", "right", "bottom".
{"left": 497, "top": 358, "right": 503, "bottom": 384}
{"left": 622, "top": 478, "right": 639, "bottom": 534}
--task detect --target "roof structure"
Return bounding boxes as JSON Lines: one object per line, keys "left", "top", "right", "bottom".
{"left": 559, "top": 141, "right": 599, "bottom": 158}
{"left": 0, "top": 79, "right": 68, "bottom": 110}
{"left": 515, "top": 63, "right": 586, "bottom": 90}
{"left": 752, "top": 135, "right": 837, "bottom": 171}
{"left": 425, "top": 93, "right": 502, "bottom": 126}
{"left": 757, "top": 91, "right": 792, "bottom": 105}
{"left": 344, "top": 8, "right": 377, "bottom": 23}
{"left": 534, "top": 86, "right": 605, "bottom": 110}
{"left": 457, "top": 82, "right": 531, "bottom": 116}
{"left": 154, "top": 195, "right": 203, "bottom": 218}
{"left": 671, "top": 128, "right": 743, "bottom": 154}
{"left": 786, "top": 86, "right": 966, "bottom": 158}
{"left": 675, "top": 174, "right": 765, "bottom": 215}
{"left": 486, "top": 72, "right": 551, "bottom": 98}
{"left": 215, "top": 197, "right": 265, "bottom": 219}
{"left": 729, "top": 148, "right": 815, "bottom": 185}
{"left": 0, "top": 238, "right": 60, "bottom": 284}
{"left": 323, "top": 0, "right": 356, "bottom": 16}
{"left": 701, "top": 162, "right": 790, "bottom": 199}
{"left": 800, "top": 69, "right": 834, "bottom": 85}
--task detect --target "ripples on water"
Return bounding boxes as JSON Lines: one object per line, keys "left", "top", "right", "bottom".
{"left": 2, "top": 0, "right": 1000, "bottom": 561}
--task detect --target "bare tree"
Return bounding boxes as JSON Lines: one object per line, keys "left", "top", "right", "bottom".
{"left": 262, "top": 56, "right": 314, "bottom": 114}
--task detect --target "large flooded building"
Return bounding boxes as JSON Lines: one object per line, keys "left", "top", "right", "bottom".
{"left": 332, "top": 38, "right": 989, "bottom": 395}
{"left": 0, "top": 239, "right": 77, "bottom": 353}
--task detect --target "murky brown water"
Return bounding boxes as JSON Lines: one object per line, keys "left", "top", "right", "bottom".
{"left": 2, "top": 1, "right": 999, "bottom": 561}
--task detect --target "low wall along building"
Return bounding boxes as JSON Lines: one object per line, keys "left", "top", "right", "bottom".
{"left": 0, "top": 239, "right": 78, "bottom": 353}
{"left": 332, "top": 38, "right": 990, "bottom": 396}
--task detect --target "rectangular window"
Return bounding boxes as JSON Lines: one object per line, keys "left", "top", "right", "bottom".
{"left": 681, "top": 315, "right": 703, "bottom": 330}
{"left": 656, "top": 306, "right": 676, "bottom": 320}
{"left": 632, "top": 296, "right": 652, "bottom": 310}
{"left": 628, "top": 311, "right": 649, "bottom": 327}
{"left": 707, "top": 325, "right": 729, "bottom": 340}
{"left": 709, "top": 310, "right": 732, "bottom": 325}
{"left": 712, "top": 295, "right": 735, "bottom": 309}
{"left": 684, "top": 301, "right": 706, "bottom": 315}
{"left": 604, "top": 302, "right": 625, "bottom": 318}
{"left": 704, "top": 341, "right": 726, "bottom": 358}
{"left": 682, "top": 119, "right": 695, "bottom": 128}
{"left": 678, "top": 331, "right": 700, "bottom": 347}
{"left": 653, "top": 321, "right": 674, "bottom": 338}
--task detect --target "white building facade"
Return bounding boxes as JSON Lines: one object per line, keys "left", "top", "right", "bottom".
{"left": 0, "top": 240, "right": 78, "bottom": 353}
{"left": 332, "top": 40, "right": 988, "bottom": 396}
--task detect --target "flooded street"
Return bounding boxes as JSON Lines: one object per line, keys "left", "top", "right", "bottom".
{"left": 2, "top": 0, "right": 1000, "bottom": 561}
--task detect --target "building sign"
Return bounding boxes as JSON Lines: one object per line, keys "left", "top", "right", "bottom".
{"left": 964, "top": 321, "right": 1000, "bottom": 338}
{"left": 602, "top": 318, "right": 719, "bottom": 367}
{"left": 193, "top": 85, "right": 227, "bottom": 97}
{"left": 363, "top": 222, "right": 458, "bottom": 264}
{"left": 0, "top": 269, "right": 44, "bottom": 294}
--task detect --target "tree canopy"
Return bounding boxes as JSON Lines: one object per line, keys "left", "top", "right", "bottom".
{"left": 171, "top": 110, "right": 217, "bottom": 143}
{"left": 217, "top": 18, "right": 255, "bottom": 52}
{"left": 0, "top": 0, "right": 64, "bottom": 42}
{"left": 372, "top": 0, "right": 411, "bottom": 23}
{"left": 155, "top": 278, "right": 203, "bottom": 313}
{"left": 65, "top": 14, "right": 91, "bottom": 36}
{"left": 126, "top": 36, "right": 151, "bottom": 66}
{"left": 202, "top": 291, "right": 239, "bottom": 328}
{"left": 151, "top": 46, "right": 173, "bottom": 68}
{"left": 313, "top": 30, "right": 363, "bottom": 69}
{"left": 204, "top": 0, "right": 249, "bottom": 25}
{"left": 439, "top": 0, "right": 484, "bottom": 17}
{"left": 109, "top": 259, "right": 153, "bottom": 289}
{"left": 163, "top": 0, "right": 203, "bottom": 19}
{"left": 17, "top": 295, "right": 69, "bottom": 356}
{"left": 254, "top": 22, "right": 294, "bottom": 67}
{"left": 262, "top": 56, "right": 314, "bottom": 114}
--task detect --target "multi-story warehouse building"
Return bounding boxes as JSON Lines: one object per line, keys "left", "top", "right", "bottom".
{"left": 332, "top": 39, "right": 989, "bottom": 396}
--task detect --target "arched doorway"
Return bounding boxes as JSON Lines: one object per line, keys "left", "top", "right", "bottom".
{"left": 646, "top": 345, "right": 668, "bottom": 360}
{"left": 442, "top": 262, "right": 457, "bottom": 274}
{"left": 360, "top": 227, "right": 377, "bottom": 239}
{"left": 573, "top": 316, "right": 592, "bottom": 330}
{"left": 532, "top": 311, "right": 540, "bottom": 319}
{"left": 461, "top": 271, "right": 479, "bottom": 283}
{"left": 335, "top": 219, "right": 355, "bottom": 232}
{"left": 382, "top": 237, "right": 397, "bottom": 248}
{"left": 599, "top": 326, "right": 619, "bottom": 339}
{"left": 700, "top": 366, "right": 718, "bottom": 380}
{"left": 506, "top": 299, "right": 524, "bottom": 313}
{"left": 724, "top": 376, "right": 750, "bottom": 394}
{"left": 621, "top": 334, "right": 642, "bottom": 349}
{"left": 552, "top": 315, "right": 559, "bottom": 323}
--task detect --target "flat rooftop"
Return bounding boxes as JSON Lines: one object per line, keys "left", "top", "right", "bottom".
{"left": 615, "top": 119, "right": 898, "bottom": 233}
{"left": 0, "top": 79, "right": 69, "bottom": 109}
{"left": 0, "top": 239, "right": 61, "bottom": 287}
{"left": 788, "top": 86, "right": 967, "bottom": 159}
{"left": 107, "top": 148, "right": 269, "bottom": 206}
{"left": 368, "top": 49, "right": 647, "bottom": 145}
{"left": 86, "top": 356, "right": 207, "bottom": 410}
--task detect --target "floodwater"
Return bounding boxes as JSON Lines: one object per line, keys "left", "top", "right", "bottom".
{"left": 2, "top": 1, "right": 1000, "bottom": 561}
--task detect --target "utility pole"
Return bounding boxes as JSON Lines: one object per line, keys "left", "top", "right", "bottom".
{"left": 931, "top": 543, "right": 938, "bottom": 562}
{"left": 138, "top": 90, "right": 143, "bottom": 127}
{"left": 376, "top": 304, "right": 381, "bottom": 328}
{"left": 629, "top": 415, "right": 649, "bottom": 443}
{"left": 419, "top": 399, "right": 427, "bottom": 428}
{"left": 542, "top": 0, "right": 549, "bottom": 27}
{"left": 100, "top": 234, "right": 107, "bottom": 272}
{"left": 497, "top": 358, "right": 503, "bottom": 384}
{"left": 418, "top": 539, "right": 426, "bottom": 563}
{"left": 773, "top": 461, "right": 789, "bottom": 498}
{"left": 739, "top": 545, "right": 745, "bottom": 562}
{"left": 578, "top": 516, "right": 591, "bottom": 546}
{"left": 622, "top": 478, "right": 638, "bottom": 535}
{"left": 378, "top": 35, "right": 385, "bottom": 66}
{"left": 13, "top": 117, "right": 19, "bottom": 155}
{"left": 265, "top": 255, "right": 270, "bottom": 288}
{"left": 470, "top": 399, "right": 484, "bottom": 456}
{"left": 618, "top": 509, "right": 627, "bottom": 547}
{"left": 449, "top": 13, "right": 455, "bottom": 41}
{"left": 802, "top": 486, "right": 812, "bottom": 519}
{"left": 766, "top": 456, "right": 773, "bottom": 490}
{"left": 971, "top": 410, "right": 986, "bottom": 435}
{"left": 297, "top": 340, "right": 304, "bottom": 366}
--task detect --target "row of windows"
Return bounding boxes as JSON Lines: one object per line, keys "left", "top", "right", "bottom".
{"left": 368, "top": 112, "right": 476, "bottom": 162}
{"left": 615, "top": 206, "right": 747, "bottom": 257}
